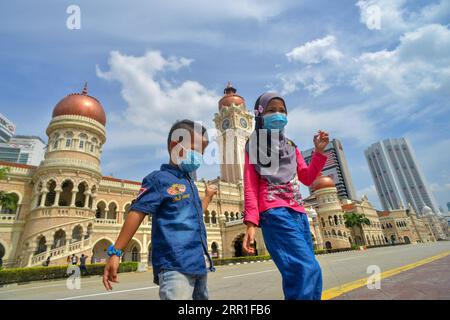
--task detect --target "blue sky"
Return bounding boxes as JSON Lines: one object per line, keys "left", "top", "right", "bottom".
{"left": 1, "top": 0, "right": 449, "bottom": 211}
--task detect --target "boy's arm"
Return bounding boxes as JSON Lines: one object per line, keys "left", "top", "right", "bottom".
{"left": 113, "top": 210, "right": 146, "bottom": 250}
{"left": 103, "top": 210, "right": 146, "bottom": 291}
{"left": 202, "top": 184, "right": 217, "bottom": 213}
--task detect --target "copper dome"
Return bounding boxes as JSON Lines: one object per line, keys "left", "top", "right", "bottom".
{"left": 312, "top": 173, "right": 335, "bottom": 191}
{"left": 218, "top": 81, "right": 245, "bottom": 109}
{"left": 52, "top": 83, "right": 106, "bottom": 126}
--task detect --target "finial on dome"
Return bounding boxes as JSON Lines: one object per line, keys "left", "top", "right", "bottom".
{"left": 224, "top": 81, "right": 237, "bottom": 94}
{"left": 82, "top": 82, "right": 88, "bottom": 95}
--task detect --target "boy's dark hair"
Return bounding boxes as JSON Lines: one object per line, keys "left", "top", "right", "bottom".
{"left": 167, "top": 119, "right": 209, "bottom": 151}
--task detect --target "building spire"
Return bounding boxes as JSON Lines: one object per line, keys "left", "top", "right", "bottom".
{"left": 81, "top": 82, "right": 88, "bottom": 95}
{"left": 224, "top": 81, "right": 237, "bottom": 95}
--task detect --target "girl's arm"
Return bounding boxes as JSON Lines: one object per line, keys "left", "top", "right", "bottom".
{"left": 296, "top": 148, "right": 327, "bottom": 186}
{"left": 243, "top": 151, "right": 260, "bottom": 227}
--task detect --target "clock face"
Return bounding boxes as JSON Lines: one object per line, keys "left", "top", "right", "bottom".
{"left": 240, "top": 118, "right": 248, "bottom": 129}
{"left": 222, "top": 119, "right": 231, "bottom": 130}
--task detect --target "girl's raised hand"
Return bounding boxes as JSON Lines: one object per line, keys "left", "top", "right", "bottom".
{"left": 313, "top": 130, "right": 329, "bottom": 154}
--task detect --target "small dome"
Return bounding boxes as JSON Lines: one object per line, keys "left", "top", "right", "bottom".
{"left": 308, "top": 206, "right": 318, "bottom": 218}
{"left": 312, "top": 173, "right": 335, "bottom": 191}
{"left": 218, "top": 81, "right": 245, "bottom": 109}
{"left": 421, "top": 206, "right": 433, "bottom": 215}
{"left": 52, "top": 83, "right": 106, "bottom": 126}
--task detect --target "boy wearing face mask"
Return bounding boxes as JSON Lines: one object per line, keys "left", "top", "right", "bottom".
{"left": 102, "top": 119, "right": 217, "bottom": 300}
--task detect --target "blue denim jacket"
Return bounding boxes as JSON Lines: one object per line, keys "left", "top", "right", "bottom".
{"left": 129, "top": 163, "right": 215, "bottom": 284}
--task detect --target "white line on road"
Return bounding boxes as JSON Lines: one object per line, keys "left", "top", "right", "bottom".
{"left": 0, "top": 278, "right": 104, "bottom": 294}
{"left": 58, "top": 286, "right": 159, "bottom": 300}
{"left": 223, "top": 269, "right": 277, "bottom": 279}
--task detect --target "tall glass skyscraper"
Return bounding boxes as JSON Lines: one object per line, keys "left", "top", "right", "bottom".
{"left": 302, "top": 138, "right": 357, "bottom": 200}
{"left": 365, "top": 137, "right": 439, "bottom": 214}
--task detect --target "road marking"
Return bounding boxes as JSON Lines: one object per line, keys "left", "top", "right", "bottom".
{"left": 58, "top": 286, "right": 159, "bottom": 300}
{"left": 322, "top": 250, "right": 450, "bottom": 300}
{"left": 0, "top": 278, "right": 104, "bottom": 294}
{"left": 223, "top": 269, "right": 277, "bottom": 279}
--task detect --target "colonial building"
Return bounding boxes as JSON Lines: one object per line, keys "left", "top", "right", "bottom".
{"left": 0, "top": 82, "right": 442, "bottom": 269}
{"left": 0, "top": 83, "right": 272, "bottom": 268}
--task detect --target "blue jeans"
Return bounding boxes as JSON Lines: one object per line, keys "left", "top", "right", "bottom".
{"left": 158, "top": 269, "right": 208, "bottom": 300}
{"left": 260, "top": 207, "right": 322, "bottom": 300}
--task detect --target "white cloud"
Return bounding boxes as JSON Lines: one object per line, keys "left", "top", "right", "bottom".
{"left": 96, "top": 50, "right": 221, "bottom": 149}
{"left": 286, "top": 104, "right": 377, "bottom": 146}
{"left": 278, "top": 35, "right": 345, "bottom": 96}
{"left": 278, "top": 66, "right": 331, "bottom": 96}
{"left": 353, "top": 24, "right": 450, "bottom": 99}
{"left": 286, "top": 35, "right": 343, "bottom": 64}
{"left": 355, "top": 0, "right": 450, "bottom": 33}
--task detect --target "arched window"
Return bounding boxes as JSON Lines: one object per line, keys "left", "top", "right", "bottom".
{"left": 52, "top": 133, "right": 60, "bottom": 150}
{"left": 45, "top": 180, "right": 57, "bottom": 206}
{"left": 59, "top": 180, "right": 73, "bottom": 206}
{"left": 131, "top": 247, "right": 139, "bottom": 262}
{"left": 334, "top": 215, "right": 338, "bottom": 225}
{"left": 96, "top": 201, "right": 107, "bottom": 219}
{"left": 224, "top": 212, "right": 229, "bottom": 222}
{"left": 211, "top": 211, "right": 217, "bottom": 224}
{"left": 35, "top": 236, "right": 47, "bottom": 255}
{"left": 78, "top": 133, "right": 88, "bottom": 150}
{"left": 64, "top": 132, "right": 73, "bottom": 149}
{"left": 72, "top": 225, "right": 83, "bottom": 243}
{"left": 211, "top": 242, "right": 219, "bottom": 258}
{"left": 204, "top": 211, "right": 210, "bottom": 224}
{"left": 52, "top": 229, "right": 66, "bottom": 249}
{"left": 321, "top": 218, "right": 325, "bottom": 228}
{"left": 75, "top": 182, "right": 88, "bottom": 208}
{"left": 107, "top": 202, "right": 117, "bottom": 220}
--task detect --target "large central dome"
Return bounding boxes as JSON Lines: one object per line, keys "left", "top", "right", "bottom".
{"left": 52, "top": 83, "right": 106, "bottom": 126}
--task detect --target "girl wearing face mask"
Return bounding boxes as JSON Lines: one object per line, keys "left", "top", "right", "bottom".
{"left": 242, "top": 92, "right": 329, "bottom": 300}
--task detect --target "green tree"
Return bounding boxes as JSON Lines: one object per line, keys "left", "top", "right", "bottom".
{"left": 344, "top": 213, "right": 371, "bottom": 246}
{"left": 0, "top": 167, "right": 18, "bottom": 213}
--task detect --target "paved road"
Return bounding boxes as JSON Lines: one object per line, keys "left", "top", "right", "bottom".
{"left": 1, "top": 241, "right": 449, "bottom": 300}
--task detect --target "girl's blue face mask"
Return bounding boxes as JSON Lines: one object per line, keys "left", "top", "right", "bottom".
{"left": 178, "top": 145, "right": 203, "bottom": 173}
{"left": 262, "top": 112, "right": 288, "bottom": 130}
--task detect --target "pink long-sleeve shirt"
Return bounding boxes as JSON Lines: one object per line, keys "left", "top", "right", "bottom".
{"left": 243, "top": 148, "right": 327, "bottom": 227}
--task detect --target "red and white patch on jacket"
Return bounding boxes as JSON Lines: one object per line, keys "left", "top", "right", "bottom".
{"left": 137, "top": 187, "right": 148, "bottom": 199}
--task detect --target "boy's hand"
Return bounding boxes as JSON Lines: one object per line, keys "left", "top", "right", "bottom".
{"left": 103, "top": 255, "right": 120, "bottom": 290}
{"left": 313, "top": 130, "right": 329, "bottom": 154}
{"left": 205, "top": 184, "right": 218, "bottom": 199}
{"left": 243, "top": 222, "right": 257, "bottom": 255}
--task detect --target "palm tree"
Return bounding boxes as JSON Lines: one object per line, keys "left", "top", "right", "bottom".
{"left": 0, "top": 167, "right": 18, "bottom": 213}
{"left": 344, "top": 213, "right": 371, "bottom": 246}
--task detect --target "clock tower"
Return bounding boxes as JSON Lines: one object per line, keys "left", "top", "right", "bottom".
{"left": 213, "top": 82, "right": 253, "bottom": 183}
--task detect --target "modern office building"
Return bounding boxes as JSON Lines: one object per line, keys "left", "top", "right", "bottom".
{"left": 365, "top": 138, "right": 439, "bottom": 215}
{"left": 0, "top": 135, "right": 46, "bottom": 166}
{"left": 0, "top": 113, "right": 16, "bottom": 143}
{"left": 302, "top": 139, "right": 357, "bottom": 200}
